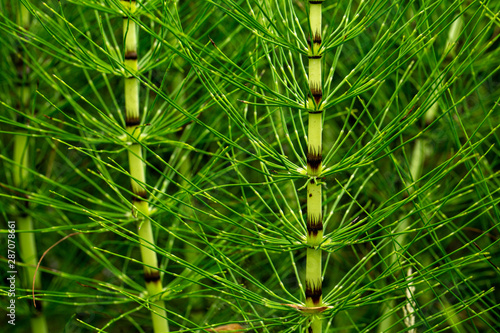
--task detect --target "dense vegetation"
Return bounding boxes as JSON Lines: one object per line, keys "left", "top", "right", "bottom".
{"left": 1, "top": 0, "right": 499, "bottom": 332}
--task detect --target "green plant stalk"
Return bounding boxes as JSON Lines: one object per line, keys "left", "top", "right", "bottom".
{"left": 122, "top": 1, "right": 169, "bottom": 332}
{"left": 15, "top": 138, "right": 48, "bottom": 333}
{"left": 379, "top": 17, "right": 466, "bottom": 331}
{"left": 306, "top": 1, "right": 324, "bottom": 332}
{"left": 376, "top": 140, "right": 423, "bottom": 333}
{"left": 14, "top": 6, "right": 48, "bottom": 333}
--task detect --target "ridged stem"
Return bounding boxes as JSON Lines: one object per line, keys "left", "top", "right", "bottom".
{"left": 14, "top": 6, "right": 48, "bottom": 333}
{"left": 122, "top": 1, "right": 169, "bottom": 331}
{"left": 305, "top": 1, "right": 324, "bottom": 332}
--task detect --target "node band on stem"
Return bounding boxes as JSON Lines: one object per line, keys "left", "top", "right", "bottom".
{"left": 121, "top": 1, "right": 169, "bottom": 331}
{"left": 305, "top": 0, "right": 324, "bottom": 332}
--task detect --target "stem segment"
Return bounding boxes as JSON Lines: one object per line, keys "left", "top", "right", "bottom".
{"left": 14, "top": 6, "right": 48, "bottom": 333}
{"left": 306, "top": 1, "right": 324, "bottom": 332}
{"left": 122, "top": 1, "right": 169, "bottom": 331}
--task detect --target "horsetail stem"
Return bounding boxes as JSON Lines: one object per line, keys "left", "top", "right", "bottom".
{"left": 305, "top": 1, "right": 324, "bottom": 332}
{"left": 121, "top": 1, "right": 169, "bottom": 331}
{"left": 14, "top": 5, "right": 49, "bottom": 333}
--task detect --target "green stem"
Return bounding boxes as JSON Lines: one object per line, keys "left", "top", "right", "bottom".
{"left": 122, "top": 1, "right": 169, "bottom": 332}
{"left": 14, "top": 138, "right": 48, "bottom": 333}
{"left": 14, "top": 6, "right": 48, "bottom": 333}
{"left": 305, "top": 1, "right": 324, "bottom": 332}
{"left": 378, "top": 17, "right": 465, "bottom": 331}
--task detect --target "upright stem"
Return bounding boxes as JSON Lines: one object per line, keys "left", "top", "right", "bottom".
{"left": 14, "top": 6, "right": 48, "bottom": 333}
{"left": 378, "top": 18, "right": 464, "bottom": 332}
{"left": 122, "top": 1, "right": 169, "bottom": 331}
{"left": 306, "top": 1, "right": 324, "bottom": 332}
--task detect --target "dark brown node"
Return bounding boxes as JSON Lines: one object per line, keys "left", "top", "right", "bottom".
{"left": 144, "top": 271, "right": 160, "bottom": 283}
{"left": 125, "top": 117, "right": 140, "bottom": 127}
{"left": 309, "top": 0, "right": 324, "bottom": 3}
{"left": 307, "top": 214, "right": 323, "bottom": 229}
{"left": 309, "top": 83, "right": 323, "bottom": 105}
{"left": 307, "top": 147, "right": 322, "bottom": 171}
{"left": 124, "top": 51, "right": 138, "bottom": 60}
{"left": 305, "top": 280, "right": 322, "bottom": 304}
{"left": 312, "top": 32, "right": 322, "bottom": 45}
{"left": 307, "top": 214, "right": 323, "bottom": 237}
{"left": 308, "top": 229, "right": 322, "bottom": 238}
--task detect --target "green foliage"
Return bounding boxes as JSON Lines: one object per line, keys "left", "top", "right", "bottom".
{"left": 1, "top": 0, "right": 499, "bottom": 332}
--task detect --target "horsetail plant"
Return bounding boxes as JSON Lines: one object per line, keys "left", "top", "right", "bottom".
{"left": 12, "top": 5, "right": 48, "bottom": 333}
{"left": 121, "top": 1, "right": 169, "bottom": 332}
{"left": 305, "top": 0, "right": 325, "bottom": 332}
{"left": 2, "top": 0, "right": 500, "bottom": 331}
{"left": 196, "top": 0, "right": 500, "bottom": 331}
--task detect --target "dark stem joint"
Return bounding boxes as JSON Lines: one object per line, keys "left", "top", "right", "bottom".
{"left": 307, "top": 222, "right": 323, "bottom": 232}
{"left": 126, "top": 118, "right": 140, "bottom": 127}
{"left": 312, "top": 92, "right": 322, "bottom": 105}
{"left": 313, "top": 32, "right": 322, "bottom": 45}
{"left": 307, "top": 214, "right": 323, "bottom": 234}
{"left": 144, "top": 271, "right": 160, "bottom": 283}
{"left": 125, "top": 51, "right": 138, "bottom": 60}
{"left": 307, "top": 148, "right": 322, "bottom": 171}
{"left": 305, "top": 281, "right": 322, "bottom": 303}
{"left": 307, "top": 228, "right": 323, "bottom": 238}
{"left": 309, "top": 83, "right": 322, "bottom": 105}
